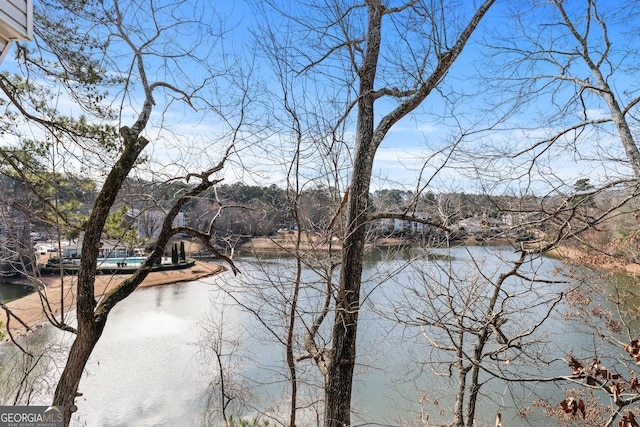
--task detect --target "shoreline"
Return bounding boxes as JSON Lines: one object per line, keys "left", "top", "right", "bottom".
{"left": 243, "top": 235, "right": 640, "bottom": 276}
{"left": 5, "top": 239, "right": 637, "bottom": 343}
{"left": 1, "top": 261, "right": 225, "bottom": 341}
{"left": 546, "top": 245, "right": 640, "bottom": 277}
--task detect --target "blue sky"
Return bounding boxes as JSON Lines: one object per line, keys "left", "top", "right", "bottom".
{"left": 1, "top": 0, "right": 637, "bottom": 196}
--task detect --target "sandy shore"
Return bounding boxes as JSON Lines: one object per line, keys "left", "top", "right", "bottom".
{"left": 1, "top": 261, "right": 225, "bottom": 341}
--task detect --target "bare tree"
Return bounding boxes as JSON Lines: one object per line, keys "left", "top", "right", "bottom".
{"left": 197, "top": 301, "right": 252, "bottom": 427}
{"left": 6, "top": 1, "right": 630, "bottom": 425}
{"left": 480, "top": 0, "right": 640, "bottom": 187}
{"left": 378, "top": 244, "right": 564, "bottom": 426}
{"left": 245, "top": 1, "right": 640, "bottom": 425}
{"left": 0, "top": 1, "right": 254, "bottom": 424}
{"left": 424, "top": 2, "right": 640, "bottom": 424}
{"left": 249, "top": 1, "right": 498, "bottom": 425}
{"left": 519, "top": 265, "right": 640, "bottom": 427}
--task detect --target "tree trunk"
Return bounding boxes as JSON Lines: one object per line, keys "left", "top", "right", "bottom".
{"left": 600, "top": 88, "right": 640, "bottom": 178}
{"left": 324, "top": 191, "right": 368, "bottom": 426}
{"left": 454, "top": 333, "right": 470, "bottom": 427}
{"left": 323, "top": 2, "right": 382, "bottom": 425}
{"left": 50, "top": 122, "right": 151, "bottom": 426}
{"left": 323, "top": 1, "right": 495, "bottom": 424}
{"left": 324, "top": 121, "right": 374, "bottom": 427}
{"left": 52, "top": 326, "right": 101, "bottom": 426}
{"left": 465, "top": 342, "right": 485, "bottom": 426}
{"left": 554, "top": 1, "right": 640, "bottom": 178}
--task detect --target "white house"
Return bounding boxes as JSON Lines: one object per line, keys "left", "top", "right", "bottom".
{"left": 125, "top": 207, "right": 165, "bottom": 238}
{"left": 389, "top": 214, "right": 431, "bottom": 233}
{"left": 0, "top": 0, "right": 33, "bottom": 64}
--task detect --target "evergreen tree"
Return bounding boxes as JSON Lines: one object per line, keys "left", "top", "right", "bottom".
{"left": 179, "top": 241, "right": 186, "bottom": 262}
{"left": 171, "top": 243, "right": 178, "bottom": 264}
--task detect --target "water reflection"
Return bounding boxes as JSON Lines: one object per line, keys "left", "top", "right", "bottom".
{"left": 0, "top": 247, "right": 625, "bottom": 426}
{"left": 0, "top": 281, "right": 35, "bottom": 303}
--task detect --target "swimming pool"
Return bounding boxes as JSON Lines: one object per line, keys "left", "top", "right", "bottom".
{"left": 98, "top": 257, "right": 148, "bottom": 267}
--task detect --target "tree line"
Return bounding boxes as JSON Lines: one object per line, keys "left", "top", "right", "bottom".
{"left": 5, "top": 173, "right": 624, "bottom": 249}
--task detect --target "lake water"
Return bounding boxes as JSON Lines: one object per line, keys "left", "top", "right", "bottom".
{"left": 0, "top": 246, "right": 619, "bottom": 426}
{"left": 0, "top": 281, "right": 35, "bottom": 303}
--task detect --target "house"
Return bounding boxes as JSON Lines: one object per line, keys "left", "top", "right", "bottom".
{"left": 174, "top": 211, "right": 186, "bottom": 228}
{"left": 123, "top": 207, "right": 187, "bottom": 239}
{"left": 51, "top": 234, "right": 143, "bottom": 259}
{"left": 97, "top": 240, "right": 131, "bottom": 259}
{"left": 0, "top": 0, "right": 33, "bottom": 64}
{"left": 124, "top": 207, "right": 165, "bottom": 238}
{"left": 390, "top": 213, "right": 432, "bottom": 233}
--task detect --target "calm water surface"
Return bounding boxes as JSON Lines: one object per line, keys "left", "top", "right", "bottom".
{"left": 0, "top": 246, "right": 612, "bottom": 426}
{"left": 0, "top": 281, "right": 34, "bottom": 303}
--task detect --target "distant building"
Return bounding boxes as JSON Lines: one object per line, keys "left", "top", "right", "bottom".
{"left": 0, "top": 0, "right": 33, "bottom": 63}
{"left": 124, "top": 207, "right": 165, "bottom": 238}
{"left": 97, "top": 240, "right": 131, "bottom": 259}
{"left": 174, "top": 211, "right": 186, "bottom": 228}
{"left": 390, "top": 213, "right": 431, "bottom": 232}
{"left": 47, "top": 234, "right": 143, "bottom": 259}
{"left": 123, "top": 207, "right": 187, "bottom": 238}
{"left": 454, "top": 214, "right": 508, "bottom": 236}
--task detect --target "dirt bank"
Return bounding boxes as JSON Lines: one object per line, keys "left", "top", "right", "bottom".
{"left": 547, "top": 245, "right": 640, "bottom": 277}
{"left": 240, "top": 232, "right": 405, "bottom": 252}
{"left": 1, "top": 261, "right": 225, "bottom": 341}
{"left": 244, "top": 235, "right": 640, "bottom": 278}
